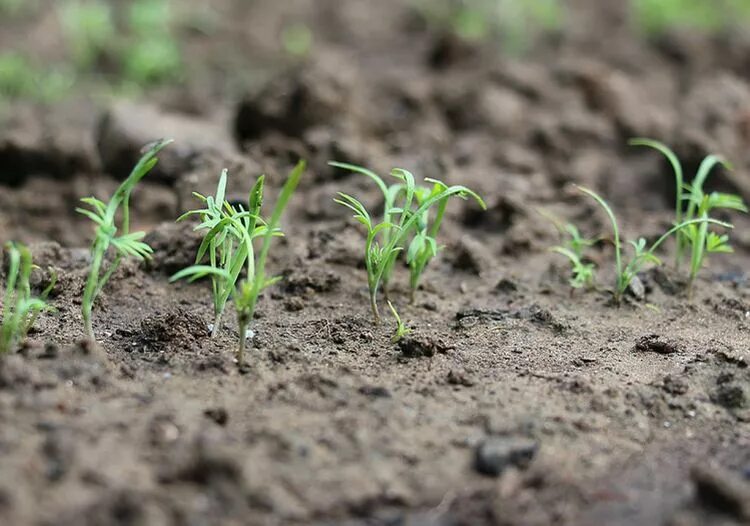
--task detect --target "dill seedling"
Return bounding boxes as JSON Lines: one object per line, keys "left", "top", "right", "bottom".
{"left": 77, "top": 138, "right": 172, "bottom": 340}
{"left": 387, "top": 300, "right": 411, "bottom": 342}
{"left": 1, "top": 243, "right": 55, "bottom": 353}
{"left": 578, "top": 186, "right": 731, "bottom": 304}
{"left": 543, "top": 211, "right": 598, "bottom": 290}
{"left": 629, "top": 139, "right": 746, "bottom": 293}
{"left": 682, "top": 188, "right": 747, "bottom": 297}
{"left": 172, "top": 161, "right": 305, "bottom": 366}
{"left": 333, "top": 163, "right": 485, "bottom": 322}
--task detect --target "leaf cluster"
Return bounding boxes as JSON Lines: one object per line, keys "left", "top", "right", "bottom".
{"left": 171, "top": 161, "right": 305, "bottom": 365}
{"left": 332, "top": 162, "right": 485, "bottom": 322}
{"left": 1, "top": 243, "right": 56, "bottom": 353}
{"left": 77, "top": 138, "right": 172, "bottom": 339}
{"left": 631, "top": 139, "right": 747, "bottom": 295}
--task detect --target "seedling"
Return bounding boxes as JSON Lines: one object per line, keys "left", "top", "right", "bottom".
{"left": 332, "top": 162, "right": 485, "bottom": 322}
{"left": 77, "top": 139, "right": 172, "bottom": 340}
{"left": 406, "top": 182, "right": 450, "bottom": 303}
{"left": 630, "top": 139, "right": 746, "bottom": 289}
{"left": 543, "top": 211, "right": 599, "bottom": 290}
{"left": 171, "top": 161, "right": 305, "bottom": 366}
{"left": 387, "top": 300, "right": 411, "bottom": 343}
{"left": 551, "top": 246, "right": 596, "bottom": 290}
{"left": 1, "top": 243, "right": 55, "bottom": 353}
{"left": 330, "top": 162, "right": 406, "bottom": 301}
{"left": 682, "top": 188, "right": 747, "bottom": 297}
{"left": 578, "top": 186, "right": 731, "bottom": 304}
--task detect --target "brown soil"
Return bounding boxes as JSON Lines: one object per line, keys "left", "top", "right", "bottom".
{"left": 2, "top": 1, "right": 750, "bottom": 525}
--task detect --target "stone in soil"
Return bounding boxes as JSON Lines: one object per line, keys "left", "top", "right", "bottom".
{"left": 474, "top": 437, "right": 539, "bottom": 477}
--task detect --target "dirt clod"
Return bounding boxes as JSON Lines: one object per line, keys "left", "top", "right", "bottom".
{"left": 635, "top": 334, "right": 684, "bottom": 355}
{"left": 691, "top": 464, "right": 750, "bottom": 520}
{"left": 474, "top": 437, "right": 539, "bottom": 477}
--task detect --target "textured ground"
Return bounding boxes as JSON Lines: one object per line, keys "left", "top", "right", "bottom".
{"left": 1, "top": 1, "right": 749, "bottom": 525}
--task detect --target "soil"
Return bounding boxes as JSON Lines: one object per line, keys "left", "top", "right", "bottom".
{"left": 1, "top": 1, "right": 750, "bottom": 525}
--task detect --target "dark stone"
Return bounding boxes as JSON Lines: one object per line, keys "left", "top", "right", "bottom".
{"left": 358, "top": 385, "right": 392, "bottom": 398}
{"left": 204, "top": 407, "right": 229, "bottom": 427}
{"left": 691, "top": 464, "right": 750, "bottom": 520}
{"left": 635, "top": 334, "right": 683, "bottom": 354}
{"left": 712, "top": 383, "right": 746, "bottom": 409}
{"left": 474, "top": 437, "right": 538, "bottom": 477}
{"left": 662, "top": 374, "right": 689, "bottom": 395}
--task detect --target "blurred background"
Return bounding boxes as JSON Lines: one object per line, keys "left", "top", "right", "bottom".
{"left": 2, "top": 0, "right": 750, "bottom": 247}
{"left": 1, "top": 0, "right": 749, "bottom": 112}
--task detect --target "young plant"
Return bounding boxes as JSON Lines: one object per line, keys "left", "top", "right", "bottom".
{"left": 682, "top": 189, "right": 747, "bottom": 297}
{"left": 332, "top": 163, "right": 485, "bottom": 322}
{"left": 543, "top": 211, "right": 599, "bottom": 290}
{"left": 77, "top": 139, "right": 172, "bottom": 340}
{"left": 551, "top": 245, "right": 596, "bottom": 290}
{"left": 406, "top": 181, "right": 452, "bottom": 303}
{"left": 629, "top": 139, "right": 746, "bottom": 287}
{"left": 1, "top": 243, "right": 55, "bottom": 353}
{"left": 578, "top": 186, "right": 731, "bottom": 304}
{"left": 171, "top": 161, "right": 305, "bottom": 366}
{"left": 387, "top": 300, "right": 411, "bottom": 343}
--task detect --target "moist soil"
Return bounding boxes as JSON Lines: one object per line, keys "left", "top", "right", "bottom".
{"left": 1, "top": 1, "right": 750, "bottom": 525}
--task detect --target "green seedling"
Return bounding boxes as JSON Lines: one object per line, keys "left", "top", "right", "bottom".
{"left": 1, "top": 243, "right": 56, "bottom": 354}
{"left": 682, "top": 188, "right": 747, "bottom": 297}
{"left": 172, "top": 161, "right": 305, "bottom": 366}
{"left": 551, "top": 246, "right": 596, "bottom": 290}
{"left": 629, "top": 139, "right": 746, "bottom": 288}
{"left": 578, "top": 186, "right": 731, "bottom": 304}
{"left": 330, "top": 162, "right": 406, "bottom": 302}
{"left": 332, "top": 162, "right": 485, "bottom": 322}
{"left": 541, "top": 209, "right": 598, "bottom": 290}
{"left": 387, "top": 300, "right": 411, "bottom": 343}
{"left": 77, "top": 139, "right": 172, "bottom": 340}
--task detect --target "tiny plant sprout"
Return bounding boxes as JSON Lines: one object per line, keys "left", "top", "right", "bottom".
{"left": 544, "top": 213, "right": 598, "bottom": 290}
{"left": 577, "top": 186, "right": 732, "bottom": 305}
{"left": 77, "top": 139, "right": 172, "bottom": 340}
{"left": 550, "top": 246, "right": 595, "bottom": 290}
{"left": 332, "top": 162, "right": 485, "bottom": 323}
{"left": 682, "top": 188, "right": 747, "bottom": 297}
{"left": 387, "top": 300, "right": 411, "bottom": 343}
{"left": 1, "top": 242, "right": 56, "bottom": 353}
{"left": 629, "top": 139, "right": 746, "bottom": 294}
{"left": 171, "top": 161, "right": 305, "bottom": 366}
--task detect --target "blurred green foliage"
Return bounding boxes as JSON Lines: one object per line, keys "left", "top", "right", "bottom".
{"left": 0, "top": 0, "right": 183, "bottom": 108}
{"left": 281, "top": 23, "right": 314, "bottom": 57}
{"left": 632, "top": 0, "right": 750, "bottom": 34}
{"left": 414, "top": 0, "right": 564, "bottom": 54}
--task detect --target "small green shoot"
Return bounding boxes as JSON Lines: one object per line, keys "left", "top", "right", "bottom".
{"left": 551, "top": 246, "right": 596, "bottom": 290}
{"left": 544, "top": 211, "right": 599, "bottom": 290}
{"left": 1, "top": 243, "right": 55, "bottom": 354}
{"left": 77, "top": 139, "right": 172, "bottom": 340}
{"left": 630, "top": 139, "right": 746, "bottom": 292}
{"left": 578, "top": 186, "right": 732, "bottom": 304}
{"left": 387, "top": 300, "right": 411, "bottom": 343}
{"left": 683, "top": 188, "right": 747, "bottom": 297}
{"left": 332, "top": 162, "right": 485, "bottom": 322}
{"left": 172, "top": 161, "right": 305, "bottom": 366}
